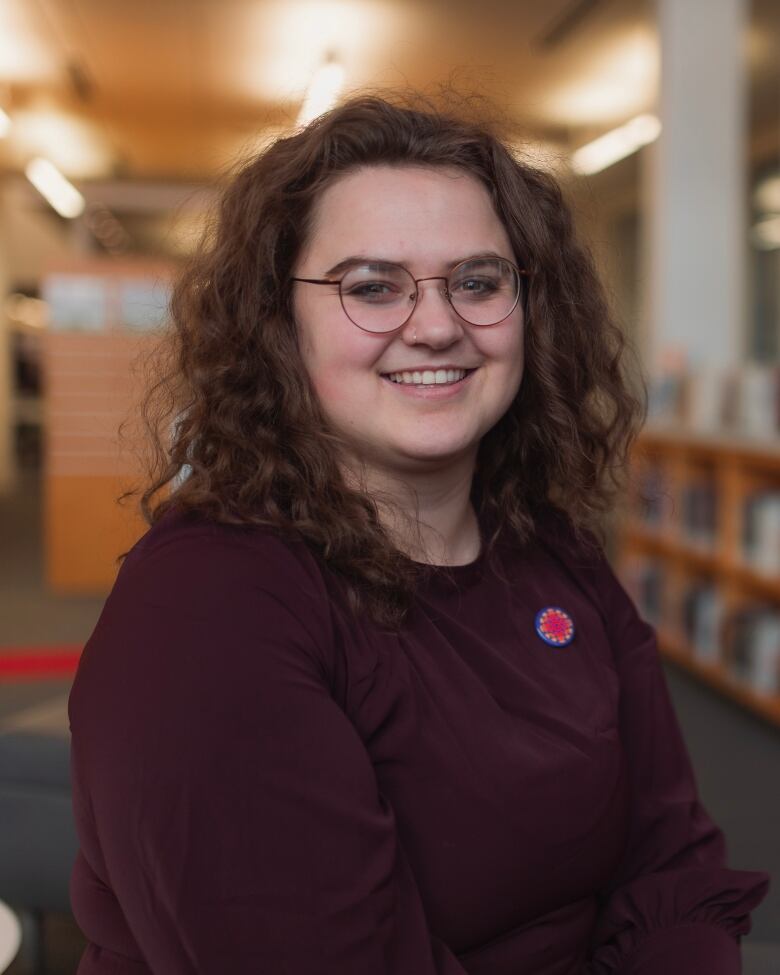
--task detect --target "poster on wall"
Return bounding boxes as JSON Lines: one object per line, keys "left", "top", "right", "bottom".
{"left": 43, "top": 274, "right": 108, "bottom": 332}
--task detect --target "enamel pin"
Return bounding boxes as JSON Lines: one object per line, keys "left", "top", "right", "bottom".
{"left": 535, "top": 606, "right": 575, "bottom": 647}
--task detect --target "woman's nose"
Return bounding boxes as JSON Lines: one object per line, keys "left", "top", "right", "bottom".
{"left": 403, "top": 278, "right": 464, "bottom": 344}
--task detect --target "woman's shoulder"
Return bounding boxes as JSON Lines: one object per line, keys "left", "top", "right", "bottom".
{"left": 121, "top": 504, "right": 327, "bottom": 597}
{"left": 69, "top": 508, "right": 343, "bottom": 778}
{"left": 73, "top": 506, "right": 339, "bottom": 702}
{"left": 99, "top": 505, "right": 336, "bottom": 656}
{"left": 531, "top": 503, "right": 650, "bottom": 647}
{"left": 530, "top": 503, "right": 604, "bottom": 567}
{"left": 528, "top": 503, "right": 620, "bottom": 619}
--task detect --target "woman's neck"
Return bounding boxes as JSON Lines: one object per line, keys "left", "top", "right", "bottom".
{"left": 343, "top": 461, "right": 481, "bottom": 566}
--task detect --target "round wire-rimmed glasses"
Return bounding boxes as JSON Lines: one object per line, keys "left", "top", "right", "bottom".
{"left": 292, "top": 256, "right": 531, "bottom": 334}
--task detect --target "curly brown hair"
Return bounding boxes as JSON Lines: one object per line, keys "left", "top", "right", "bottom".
{"left": 123, "top": 89, "right": 647, "bottom": 632}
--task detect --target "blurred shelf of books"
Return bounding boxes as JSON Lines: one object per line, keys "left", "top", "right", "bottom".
{"left": 616, "top": 366, "right": 780, "bottom": 726}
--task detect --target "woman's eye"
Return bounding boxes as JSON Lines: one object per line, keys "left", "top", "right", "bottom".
{"left": 453, "top": 277, "right": 497, "bottom": 296}
{"left": 347, "top": 282, "right": 399, "bottom": 301}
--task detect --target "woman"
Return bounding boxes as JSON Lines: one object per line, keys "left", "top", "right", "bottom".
{"left": 67, "top": 93, "right": 770, "bottom": 974}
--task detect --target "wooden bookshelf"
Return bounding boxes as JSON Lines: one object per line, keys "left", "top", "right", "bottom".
{"left": 615, "top": 423, "right": 780, "bottom": 729}
{"left": 657, "top": 627, "right": 780, "bottom": 726}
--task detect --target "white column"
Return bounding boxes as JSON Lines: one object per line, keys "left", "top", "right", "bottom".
{"left": 0, "top": 181, "right": 15, "bottom": 495}
{"left": 647, "top": 0, "right": 748, "bottom": 374}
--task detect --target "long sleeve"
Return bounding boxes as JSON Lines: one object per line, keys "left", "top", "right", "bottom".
{"left": 68, "top": 526, "right": 469, "bottom": 974}
{"left": 570, "top": 528, "right": 772, "bottom": 974}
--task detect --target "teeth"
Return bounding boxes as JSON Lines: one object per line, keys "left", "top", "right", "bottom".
{"left": 386, "top": 368, "right": 468, "bottom": 385}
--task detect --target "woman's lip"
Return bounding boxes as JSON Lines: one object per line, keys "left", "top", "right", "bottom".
{"left": 380, "top": 367, "right": 477, "bottom": 377}
{"left": 380, "top": 367, "right": 478, "bottom": 396}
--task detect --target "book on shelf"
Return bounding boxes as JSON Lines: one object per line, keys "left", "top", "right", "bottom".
{"left": 647, "top": 373, "right": 685, "bottom": 425}
{"left": 634, "top": 463, "right": 673, "bottom": 528}
{"left": 624, "top": 554, "right": 780, "bottom": 697}
{"left": 681, "top": 581, "right": 723, "bottom": 663}
{"left": 723, "top": 605, "right": 780, "bottom": 696}
{"left": 680, "top": 479, "right": 719, "bottom": 550}
{"left": 622, "top": 558, "right": 664, "bottom": 627}
{"left": 683, "top": 366, "right": 730, "bottom": 432}
{"left": 646, "top": 363, "right": 780, "bottom": 438}
{"left": 734, "top": 363, "right": 780, "bottom": 439}
{"left": 742, "top": 490, "right": 780, "bottom": 576}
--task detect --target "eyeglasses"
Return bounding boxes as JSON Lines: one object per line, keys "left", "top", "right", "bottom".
{"left": 292, "top": 257, "right": 530, "bottom": 334}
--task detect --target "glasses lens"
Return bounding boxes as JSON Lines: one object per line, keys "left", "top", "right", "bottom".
{"left": 448, "top": 258, "right": 520, "bottom": 326}
{"left": 340, "top": 263, "right": 416, "bottom": 333}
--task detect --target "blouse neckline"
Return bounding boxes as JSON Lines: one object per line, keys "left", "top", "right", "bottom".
{"left": 408, "top": 506, "right": 500, "bottom": 592}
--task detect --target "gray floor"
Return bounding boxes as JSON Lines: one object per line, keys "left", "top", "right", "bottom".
{"left": 1, "top": 465, "right": 778, "bottom": 973}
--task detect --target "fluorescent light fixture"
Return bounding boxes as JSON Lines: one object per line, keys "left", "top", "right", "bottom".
{"left": 0, "top": 2, "right": 55, "bottom": 82}
{"left": 753, "top": 173, "right": 780, "bottom": 213}
{"left": 245, "top": 1, "right": 396, "bottom": 100}
{"left": 0, "top": 107, "right": 9, "bottom": 137}
{"left": 13, "top": 109, "right": 112, "bottom": 177}
{"left": 571, "top": 114, "right": 661, "bottom": 176}
{"left": 25, "top": 157, "right": 85, "bottom": 218}
{"left": 296, "top": 57, "right": 345, "bottom": 127}
{"left": 751, "top": 215, "right": 780, "bottom": 251}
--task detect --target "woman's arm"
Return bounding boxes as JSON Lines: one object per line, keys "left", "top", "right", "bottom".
{"left": 576, "top": 532, "right": 771, "bottom": 974}
{"left": 68, "top": 527, "right": 468, "bottom": 974}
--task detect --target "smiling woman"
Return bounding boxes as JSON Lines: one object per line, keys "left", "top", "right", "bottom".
{"left": 67, "top": 91, "right": 770, "bottom": 975}
{"left": 123, "top": 90, "right": 649, "bottom": 615}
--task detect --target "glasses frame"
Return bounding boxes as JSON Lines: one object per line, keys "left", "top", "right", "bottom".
{"left": 292, "top": 257, "right": 532, "bottom": 334}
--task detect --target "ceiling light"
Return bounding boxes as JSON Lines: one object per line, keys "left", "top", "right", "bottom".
{"left": 0, "top": 2, "right": 55, "bottom": 81}
{"left": 751, "top": 215, "right": 780, "bottom": 251}
{"left": 571, "top": 114, "right": 661, "bottom": 175}
{"left": 25, "top": 157, "right": 85, "bottom": 218}
{"left": 11, "top": 108, "right": 113, "bottom": 178}
{"left": 242, "top": 1, "right": 397, "bottom": 100}
{"left": 753, "top": 174, "right": 780, "bottom": 213}
{"left": 296, "top": 56, "right": 345, "bottom": 127}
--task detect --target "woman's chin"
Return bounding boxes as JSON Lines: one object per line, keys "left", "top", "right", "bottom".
{"left": 385, "top": 438, "right": 479, "bottom": 469}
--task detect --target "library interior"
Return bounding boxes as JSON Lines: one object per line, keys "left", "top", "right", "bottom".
{"left": 0, "top": 0, "right": 778, "bottom": 973}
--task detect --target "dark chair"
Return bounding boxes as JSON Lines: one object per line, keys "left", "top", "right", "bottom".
{"left": 0, "top": 729, "right": 78, "bottom": 974}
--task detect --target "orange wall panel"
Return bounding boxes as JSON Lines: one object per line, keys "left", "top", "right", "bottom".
{"left": 41, "top": 261, "right": 175, "bottom": 592}
{"left": 45, "top": 475, "right": 149, "bottom": 593}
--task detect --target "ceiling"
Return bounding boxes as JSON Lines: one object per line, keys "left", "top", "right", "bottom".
{"left": 2, "top": 0, "right": 779, "bottom": 180}
{"left": 2, "top": 0, "right": 666, "bottom": 181}
{"left": 0, "top": 0, "right": 777, "bottom": 265}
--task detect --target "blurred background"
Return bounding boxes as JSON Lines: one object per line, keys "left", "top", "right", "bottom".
{"left": 0, "top": 0, "right": 778, "bottom": 972}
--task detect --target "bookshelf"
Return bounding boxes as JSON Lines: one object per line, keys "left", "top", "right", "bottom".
{"left": 615, "top": 423, "right": 780, "bottom": 728}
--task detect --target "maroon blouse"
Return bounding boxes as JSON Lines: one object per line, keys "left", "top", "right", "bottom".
{"left": 67, "top": 504, "right": 770, "bottom": 973}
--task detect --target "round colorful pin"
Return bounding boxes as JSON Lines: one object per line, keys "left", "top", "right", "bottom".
{"left": 535, "top": 606, "right": 575, "bottom": 647}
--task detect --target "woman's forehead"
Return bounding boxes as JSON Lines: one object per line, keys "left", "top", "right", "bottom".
{"left": 303, "top": 164, "right": 511, "bottom": 265}
{"left": 315, "top": 163, "right": 491, "bottom": 212}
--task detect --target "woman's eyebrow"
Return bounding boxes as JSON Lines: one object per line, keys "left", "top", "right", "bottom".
{"left": 323, "top": 250, "right": 507, "bottom": 277}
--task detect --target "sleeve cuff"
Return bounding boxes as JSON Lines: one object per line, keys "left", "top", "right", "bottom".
{"left": 623, "top": 922, "right": 740, "bottom": 975}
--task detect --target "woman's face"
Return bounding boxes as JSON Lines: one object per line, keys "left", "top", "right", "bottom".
{"left": 292, "top": 164, "right": 525, "bottom": 481}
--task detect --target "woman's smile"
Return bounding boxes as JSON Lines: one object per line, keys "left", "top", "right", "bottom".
{"left": 380, "top": 367, "right": 478, "bottom": 398}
